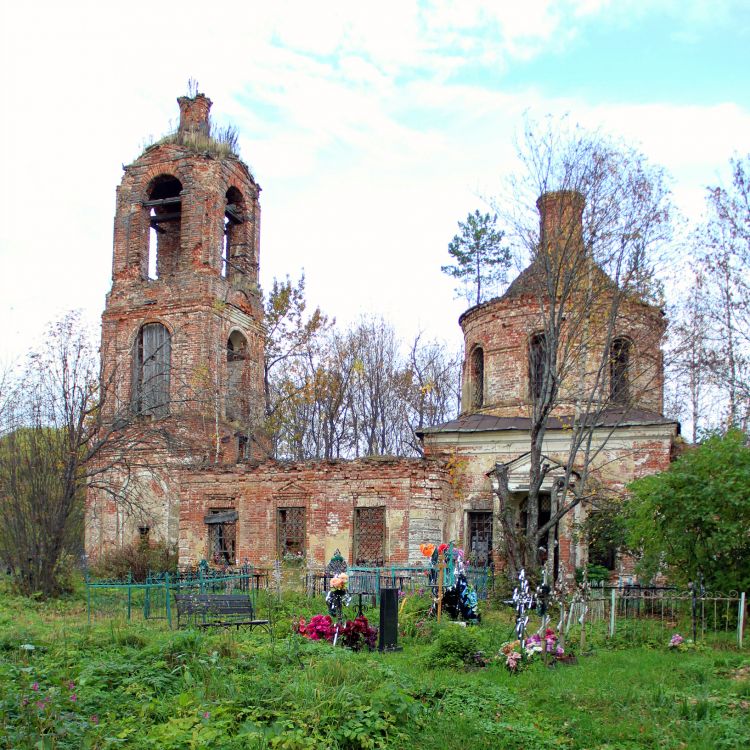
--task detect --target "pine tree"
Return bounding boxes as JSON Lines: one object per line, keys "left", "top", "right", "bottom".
{"left": 442, "top": 210, "right": 510, "bottom": 306}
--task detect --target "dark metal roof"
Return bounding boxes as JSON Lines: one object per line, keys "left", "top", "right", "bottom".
{"left": 418, "top": 408, "right": 678, "bottom": 436}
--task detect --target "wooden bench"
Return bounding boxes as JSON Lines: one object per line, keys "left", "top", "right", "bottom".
{"left": 174, "top": 593, "right": 270, "bottom": 631}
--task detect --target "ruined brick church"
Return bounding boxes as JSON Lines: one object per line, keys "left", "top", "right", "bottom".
{"left": 85, "top": 94, "right": 678, "bottom": 582}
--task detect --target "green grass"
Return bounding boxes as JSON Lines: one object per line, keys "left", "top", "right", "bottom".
{"left": 0, "top": 585, "right": 748, "bottom": 749}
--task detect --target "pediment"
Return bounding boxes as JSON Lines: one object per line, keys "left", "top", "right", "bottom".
{"left": 497, "top": 453, "right": 578, "bottom": 493}
{"left": 275, "top": 480, "right": 309, "bottom": 497}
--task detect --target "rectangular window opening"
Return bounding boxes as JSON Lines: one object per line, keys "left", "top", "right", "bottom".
{"left": 277, "top": 507, "right": 305, "bottom": 560}
{"left": 467, "top": 511, "right": 493, "bottom": 567}
{"left": 205, "top": 508, "right": 237, "bottom": 566}
{"left": 353, "top": 506, "right": 386, "bottom": 566}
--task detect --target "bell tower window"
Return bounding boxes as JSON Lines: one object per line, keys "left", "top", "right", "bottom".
{"left": 610, "top": 337, "right": 631, "bottom": 404}
{"left": 223, "top": 187, "right": 245, "bottom": 281}
{"left": 144, "top": 175, "right": 183, "bottom": 280}
{"left": 132, "top": 323, "right": 171, "bottom": 417}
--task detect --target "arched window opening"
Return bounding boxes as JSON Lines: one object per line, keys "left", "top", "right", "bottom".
{"left": 226, "top": 330, "right": 248, "bottom": 421}
{"left": 529, "top": 332, "right": 547, "bottom": 402}
{"left": 610, "top": 337, "right": 631, "bottom": 404}
{"left": 132, "top": 323, "right": 171, "bottom": 417}
{"left": 470, "top": 346, "right": 484, "bottom": 409}
{"left": 221, "top": 218, "right": 229, "bottom": 278}
{"left": 224, "top": 187, "right": 245, "bottom": 281}
{"left": 147, "top": 226, "right": 158, "bottom": 280}
{"left": 144, "top": 175, "right": 182, "bottom": 280}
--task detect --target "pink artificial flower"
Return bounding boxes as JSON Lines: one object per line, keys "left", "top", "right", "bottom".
{"left": 68, "top": 681, "right": 75, "bottom": 690}
{"left": 506, "top": 651, "right": 522, "bottom": 671}
{"left": 202, "top": 711, "right": 210, "bottom": 719}
{"left": 36, "top": 701, "right": 46, "bottom": 711}
{"left": 90, "top": 715, "right": 99, "bottom": 725}
{"left": 32, "top": 682, "right": 39, "bottom": 691}
{"left": 70, "top": 693, "right": 77, "bottom": 702}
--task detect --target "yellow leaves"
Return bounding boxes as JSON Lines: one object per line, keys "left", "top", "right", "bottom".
{"left": 190, "top": 363, "right": 211, "bottom": 389}
{"left": 444, "top": 450, "right": 470, "bottom": 499}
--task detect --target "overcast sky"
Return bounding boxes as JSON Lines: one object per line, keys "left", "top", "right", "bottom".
{"left": 1, "top": 0, "right": 748, "bottom": 368}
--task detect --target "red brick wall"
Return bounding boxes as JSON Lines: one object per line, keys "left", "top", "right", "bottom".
{"left": 100, "top": 95, "right": 265, "bottom": 438}
{"left": 458, "top": 295, "right": 665, "bottom": 417}
{"left": 177, "top": 457, "right": 451, "bottom": 568}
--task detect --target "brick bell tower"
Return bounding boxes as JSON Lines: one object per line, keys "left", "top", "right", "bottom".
{"left": 87, "top": 93, "right": 265, "bottom": 556}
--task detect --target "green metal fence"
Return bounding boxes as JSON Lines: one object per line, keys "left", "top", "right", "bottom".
{"left": 85, "top": 567, "right": 267, "bottom": 628}
{"left": 307, "top": 563, "right": 493, "bottom": 603}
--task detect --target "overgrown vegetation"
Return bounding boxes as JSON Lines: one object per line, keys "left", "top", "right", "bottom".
{"left": 0, "top": 313, "right": 178, "bottom": 597}
{"left": 1, "top": 585, "right": 748, "bottom": 749}
{"left": 88, "top": 539, "right": 178, "bottom": 582}
{"left": 625, "top": 429, "right": 750, "bottom": 591}
{"left": 151, "top": 122, "right": 242, "bottom": 161}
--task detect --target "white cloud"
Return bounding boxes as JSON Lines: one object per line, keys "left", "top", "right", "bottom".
{"left": 0, "top": 0, "right": 747, "bottom": 369}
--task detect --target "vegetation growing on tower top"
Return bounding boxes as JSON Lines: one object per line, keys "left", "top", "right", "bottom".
{"left": 147, "top": 121, "right": 242, "bottom": 160}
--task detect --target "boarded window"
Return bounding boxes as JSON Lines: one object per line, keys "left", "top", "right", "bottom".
{"left": 205, "top": 509, "right": 237, "bottom": 565}
{"left": 353, "top": 506, "right": 385, "bottom": 566}
{"left": 277, "top": 507, "right": 305, "bottom": 559}
{"left": 132, "top": 323, "right": 170, "bottom": 417}
{"left": 529, "top": 332, "right": 547, "bottom": 402}
{"left": 467, "top": 511, "right": 493, "bottom": 566}
{"left": 610, "top": 337, "right": 630, "bottom": 404}
{"left": 470, "top": 346, "right": 484, "bottom": 409}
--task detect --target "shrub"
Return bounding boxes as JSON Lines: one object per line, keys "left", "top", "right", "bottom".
{"left": 426, "top": 624, "right": 482, "bottom": 668}
{"left": 88, "top": 539, "right": 177, "bottom": 582}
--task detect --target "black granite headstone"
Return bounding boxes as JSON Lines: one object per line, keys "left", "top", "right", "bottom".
{"left": 378, "top": 588, "right": 401, "bottom": 652}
